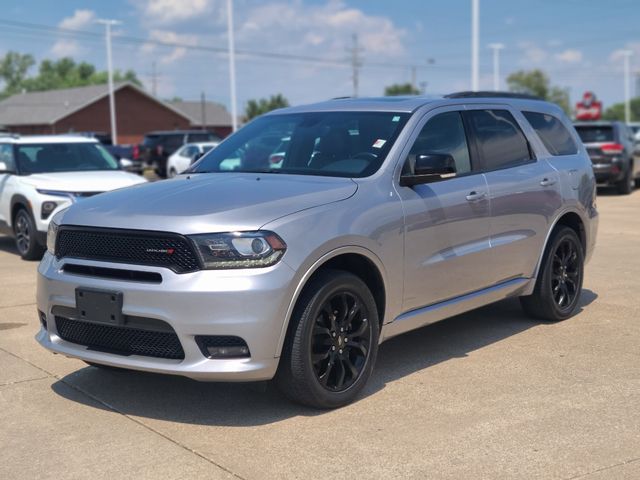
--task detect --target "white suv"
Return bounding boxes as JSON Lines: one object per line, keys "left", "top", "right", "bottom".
{"left": 0, "top": 135, "right": 146, "bottom": 259}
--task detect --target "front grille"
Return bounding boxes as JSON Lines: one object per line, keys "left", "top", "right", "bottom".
{"left": 55, "top": 226, "right": 201, "bottom": 273}
{"left": 55, "top": 316, "right": 185, "bottom": 359}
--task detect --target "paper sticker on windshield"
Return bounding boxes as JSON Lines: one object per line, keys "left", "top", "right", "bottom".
{"left": 392, "top": 116, "right": 401, "bottom": 122}
{"left": 372, "top": 139, "right": 387, "bottom": 148}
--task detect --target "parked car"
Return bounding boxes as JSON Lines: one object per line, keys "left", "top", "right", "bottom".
{"left": 70, "top": 132, "right": 144, "bottom": 174}
{"left": 0, "top": 135, "right": 146, "bottom": 260}
{"left": 573, "top": 121, "right": 640, "bottom": 194}
{"left": 37, "top": 93, "right": 598, "bottom": 408}
{"left": 167, "top": 142, "right": 219, "bottom": 177}
{"left": 141, "top": 130, "right": 220, "bottom": 178}
{"left": 627, "top": 121, "right": 640, "bottom": 142}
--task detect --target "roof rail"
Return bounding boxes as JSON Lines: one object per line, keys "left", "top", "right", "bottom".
{"left": 331, "top": 96, "right": 352, "bottom": 100}
{"left": 445, "top": 91, "right": 543, "bottom": 100}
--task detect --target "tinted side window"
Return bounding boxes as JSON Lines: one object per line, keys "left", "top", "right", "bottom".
{"left": 408, "top": 111, "right": 472, "bottom": 175}
{"left": 163, "top": 135, "right": 184, "bottom": 149}
{"left": 523, "top": 111, "right": 577, "bottom": 156}
{"left": 466, "top": 109, "right": 532, "bottom": 170}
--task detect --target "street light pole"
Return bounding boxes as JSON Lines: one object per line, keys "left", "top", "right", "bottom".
{"left": 622, "top": 50, "right": 633, "bottom": 123}
{"left": 488, "top": 43, "right": 504, "bottom": 91}
{"left": 226, "top": 0, "right": 238, "bottom": 132}
{"left": 471, "top": 0, "right": 480, "bottom": 91}
{"left": 96, "top": 19, "right": 121, "bottom": 145}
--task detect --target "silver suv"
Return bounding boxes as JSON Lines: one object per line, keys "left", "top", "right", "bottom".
{"left": 37, "top": 93, "right": 598, "bottom": 408}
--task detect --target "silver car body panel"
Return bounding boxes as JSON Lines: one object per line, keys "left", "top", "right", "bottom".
{"left": 36, "top": 95, "right": 598, "bottom": 381}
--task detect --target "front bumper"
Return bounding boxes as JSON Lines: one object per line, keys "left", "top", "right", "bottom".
{"left": 36, "top": 253, "right": 297, "bottom": 381}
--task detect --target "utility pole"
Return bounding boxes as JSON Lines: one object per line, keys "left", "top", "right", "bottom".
{"left": 411, "top": 66, "right": 417, "bottom": 92}
{"left": 471, "top": 0, "right": 480, "bottom": 91}
{"left": 622, "top": 50, "right": 633, "bottom": 123}
{"left": 488, "top": 43, "right": 504, "bottom": 91}
{"left": 96, "top": 19, "right": 121, "bottom": 144}
{"left": 151, "top": 61, "right": 158, "bottom": 97}
{"left": 226, "top": 0, "right": 238, "bottom": 132}
{"left": 349, "top": 34, "right": 363, "bottom": 97}
{"left": 200, "top": 91, "right": 207, "bottom": 130}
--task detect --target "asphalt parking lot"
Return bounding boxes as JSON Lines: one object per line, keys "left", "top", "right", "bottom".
{"left": 1, "top": 190, "right": 639, "bottom": 480}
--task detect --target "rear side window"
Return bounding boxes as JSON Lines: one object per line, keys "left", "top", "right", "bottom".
{"left": 466, "top": 109, "right": 532, "bottom": 171}
{"left": 188, "top": 133, "right": 217, "bottom": 143}
{"left": 574, "top": 125, "right": 614, "bottom": 143}
{"left": 523, "top": 112, "right": 578, "bottom": 156}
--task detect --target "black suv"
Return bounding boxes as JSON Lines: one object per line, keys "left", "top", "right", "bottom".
{"left": 142, "top": 130, "right": 220, "bottom": 178}
{"left": 574, "top": 121, "right": 640, "bottom": 194}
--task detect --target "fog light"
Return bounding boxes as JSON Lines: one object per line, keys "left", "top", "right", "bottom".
{"left": 41, "top": 201, "right": 58, "bottom": 219}
{"left": 206, "top": 345, "right": 250, "bottom": 358}
{"left": 195, "top": 335, "right": 250, "bottom": 358}
{"left": 38, "top": 310, "right": 47, "bottom": 328}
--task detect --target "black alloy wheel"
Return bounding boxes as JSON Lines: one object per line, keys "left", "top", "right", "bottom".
{"left": 550, "top": 237, "right": 580, "bottom": 312}
{"left": 13, "top": 209, "right": 44, "bottom": 260}
{"left": 520, "top": 226, "right": 584, "bottom": 321}
{"left": 276, "top": 269, "right": 379, "bottom": 408}
{"left": 311, "top": 291, "right": 371, "bottom": 392}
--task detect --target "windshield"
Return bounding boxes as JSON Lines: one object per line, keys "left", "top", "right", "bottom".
{"left": 189, "top": 111, "right": 410, "bottom": 178}
{"left": 16, "top": 142, "right": 119, "bottom": 174}
{"left": 575, "top": 125, "right": 614, "bottom": 143}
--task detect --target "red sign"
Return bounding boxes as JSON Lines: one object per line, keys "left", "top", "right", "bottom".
{"left": 575, "top": 91, "right": 602, "bottom": 120}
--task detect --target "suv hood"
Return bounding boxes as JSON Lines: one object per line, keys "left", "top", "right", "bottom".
{"left": 20, "top": 171, "right": 146, "bottom": 192}
{"left": 59, "top": 173, "right": 358, "bottom": 233}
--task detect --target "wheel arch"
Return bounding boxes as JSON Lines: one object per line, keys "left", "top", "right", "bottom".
{"left": 275, "top": 246, "right": 388, "bottom": 357}
{"left": 532, "top": 209, "right": 586, "bottom": 281}
{"left": 10, "top": 194, "right": 34, "bottom": 228}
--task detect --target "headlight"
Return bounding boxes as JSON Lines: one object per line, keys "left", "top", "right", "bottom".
{"left": 46, "top": 219, "right": 59, "bottom": 255}
{"left": 189, "top": 231, "right": 286, "bottom": 269}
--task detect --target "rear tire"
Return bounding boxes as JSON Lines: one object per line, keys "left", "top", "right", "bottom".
{"left": 616, "top": 167, "right": 633, "bottom": 195}
{"left": 520, "top": 227, "right": 584, "bottom": 321}
{"left": 275, "top": 269, "right": 379, "bottom": 409}
{"left": 13, "top": 209, "right": 44, "bottom": 260}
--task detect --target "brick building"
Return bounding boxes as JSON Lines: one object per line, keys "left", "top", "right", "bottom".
{"left": 0, "top": 82, "right": 233, "bottom": 144}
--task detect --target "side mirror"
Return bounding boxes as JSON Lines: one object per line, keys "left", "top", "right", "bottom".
{"left": 118, "top": 158, "right": 133, "bottom": 170}
{"left": 0, "top": 161, "right": 13, "bottom": 173}
{"left": 400, "top": 153, "right": 456, "bottom": 187}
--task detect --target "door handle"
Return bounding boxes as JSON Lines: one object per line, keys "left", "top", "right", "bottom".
{"left": 540, "top": 177, "right": 557, "bottom": 187}
{"left": 466, "top": 191, "right": 487, "bottom": 202}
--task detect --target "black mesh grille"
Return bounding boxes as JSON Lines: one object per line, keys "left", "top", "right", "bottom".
{"left": 55, "top": 316, "right": 185, "bottom": 360}
{"left": 55, "top": 227, "right": 201, "bottom": 273}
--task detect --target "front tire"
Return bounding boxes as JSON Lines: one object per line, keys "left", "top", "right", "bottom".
{"left": 275, "top": 269, "right": 379, "bottom": 409}
{"left": 520, "top": 226, "right": 584, "bottom": 321}
{"left": 616, "top": 166, "right": 634, "bottom": 195}
{"left": 13, "top": 209, "right": 44, "bottom": 260}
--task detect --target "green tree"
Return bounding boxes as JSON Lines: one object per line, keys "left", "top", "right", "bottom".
{"left": 0, "top": 51, "right": 35, "bottom": 97}
{"left": 384, "top": 83, "right": 420, "bottom": 96}
{"left": 0, "top": 52, "right": 142, "bottom": 98}
{"left": 245, "top": 94, "right": 289, "bottom": 121}
{"left": 506, "top": 69, "right": 570, "bottom": 115}
{"left": 602, "top": 98, "right": 640, "bottom": 121}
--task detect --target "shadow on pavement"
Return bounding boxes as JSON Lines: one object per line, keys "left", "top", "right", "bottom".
{"left": 51, "top": 290, "right": 597, "bottom": 426}
{"left": 0, "top": 234, "right": 19, "bottom": 255}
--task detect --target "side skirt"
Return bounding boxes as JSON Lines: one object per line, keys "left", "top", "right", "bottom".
{"left": 380, "top": 277, "right": 534, "bottom": 342}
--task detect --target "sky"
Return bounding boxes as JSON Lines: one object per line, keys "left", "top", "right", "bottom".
{"left": 1, "top": 0, "right": 639, "bottom": 113}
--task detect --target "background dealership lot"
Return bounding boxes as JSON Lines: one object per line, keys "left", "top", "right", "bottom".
{"left": 1, "top": 190, "right": 639, "bottom": 479}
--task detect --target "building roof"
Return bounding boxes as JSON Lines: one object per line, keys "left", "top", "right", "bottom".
{"left": 168, "top": 100, "right": 232, "bottom": 127}
{"left": 0, "top": 82, "right": 191, "bottom": 126}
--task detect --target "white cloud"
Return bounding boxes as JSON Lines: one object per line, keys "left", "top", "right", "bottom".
{"left": 51, "top": 9, "right": 97, "bottom": 57}
{"left": 59, "top": 9, "right": 96, "bottom": 30}
{"left": 134, "top": 0, "right": 215, "bottom": 25}
{"left": 141, "top": 30, "right": 199, "bottom": 64}
{"left": 555, "top": 49, "right": 582, "bottom": 64}
{"left": 517, "top": 41, "right": 547, "bottom": 64}
{"left": 237, "top": 1, "right": 406, "bottom": 58}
